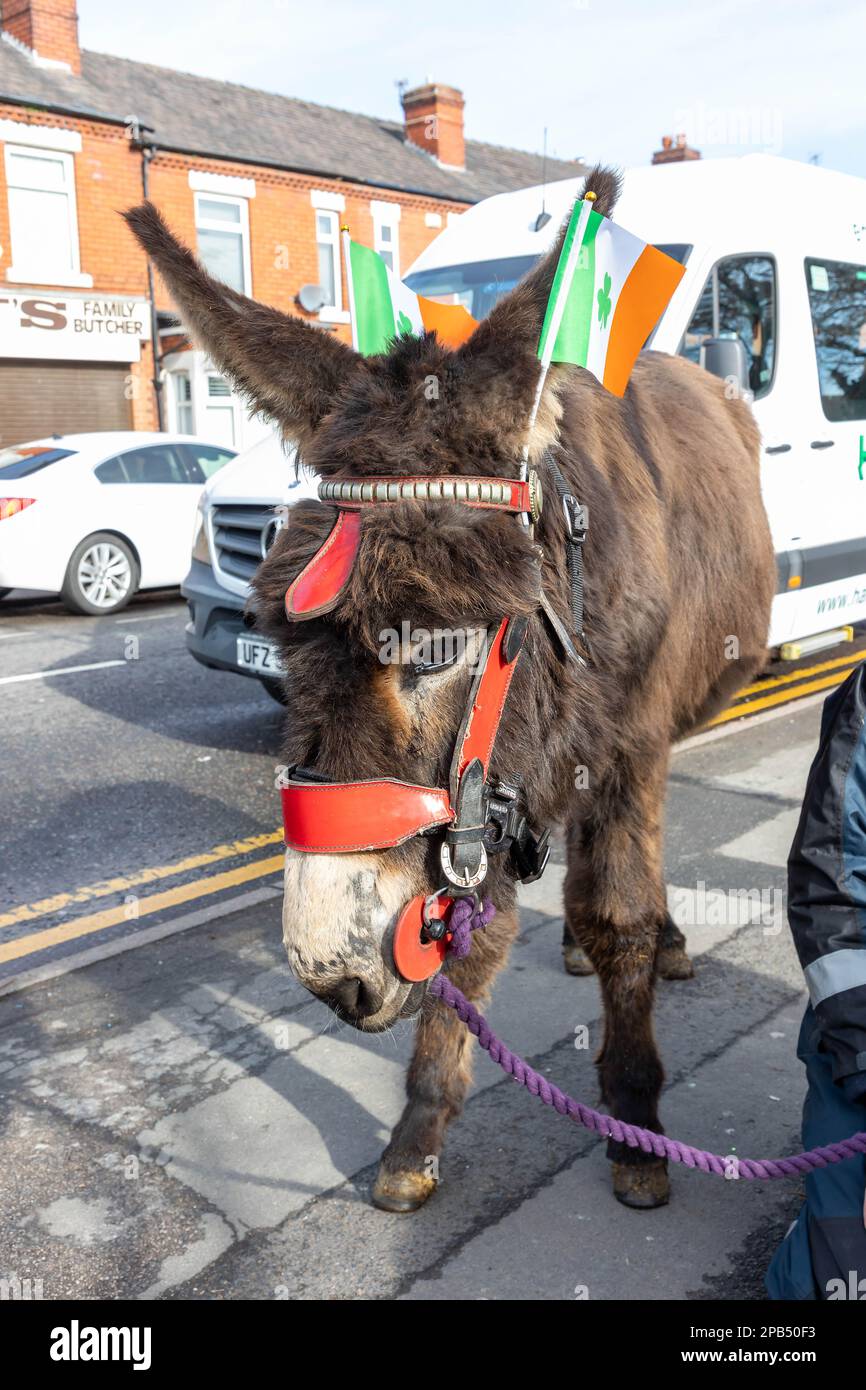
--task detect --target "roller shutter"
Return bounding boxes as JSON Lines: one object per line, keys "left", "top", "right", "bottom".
{"left": 0, "top": 359, "right": 133, "bottom": 446}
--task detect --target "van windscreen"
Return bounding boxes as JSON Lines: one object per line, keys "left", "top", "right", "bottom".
{"left": 405, "top": 255, "right": 538, "bottom": 320}
{"left": 406, "top": 246, "right": 691, "bottom": 323}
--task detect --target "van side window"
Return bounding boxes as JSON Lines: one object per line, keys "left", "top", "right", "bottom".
{"left": 805, "top": 258, "right": 866, "bottom": 422}
{"left": 680, "top": 255, "right": 776, "bottom": 397}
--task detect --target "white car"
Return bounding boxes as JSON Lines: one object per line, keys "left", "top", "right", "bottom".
{"left": 0, "top": 432, "right": 236, "bottom": 614}
{"left": 183, "top": 428, "right": 316, "bottom": 700}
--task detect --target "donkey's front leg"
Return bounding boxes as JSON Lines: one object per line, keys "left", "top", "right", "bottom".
{"left": 372, "top": 905, "right": 518, "bottom": 1213}
{"left": 567, "top": 749, "right": 671, "bottom": 1208}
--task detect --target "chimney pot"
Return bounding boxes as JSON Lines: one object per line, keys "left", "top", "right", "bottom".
{"left": 652, "top": 132, "right": 701, "bottom": 165}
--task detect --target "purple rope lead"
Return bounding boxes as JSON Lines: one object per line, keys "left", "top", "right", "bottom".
{"left": 431, "top": 899, "right": 866, "bottom": 1181}
{"left": 446, "top": 895, "right": 497, "bottom": 958}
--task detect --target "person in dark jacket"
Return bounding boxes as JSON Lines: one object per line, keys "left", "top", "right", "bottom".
{"left": 767, "top": 660, "right": 866, "bottom": 1300}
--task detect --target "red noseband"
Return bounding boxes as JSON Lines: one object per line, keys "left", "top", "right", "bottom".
{"left": 281, "top": 778, "right": 453, "bottom": 853}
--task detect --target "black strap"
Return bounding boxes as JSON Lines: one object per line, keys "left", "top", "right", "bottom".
{"left": 543, "top": 451, "right": 588, "bottom": 642}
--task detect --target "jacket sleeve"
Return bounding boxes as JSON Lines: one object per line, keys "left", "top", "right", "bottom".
{"left": 787, "top": 660, "right": 866, "bottom": 1104}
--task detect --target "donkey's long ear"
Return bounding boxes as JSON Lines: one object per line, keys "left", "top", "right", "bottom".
{"left": 123, "top": 202, "right": 359, "bottom": 448}
{"left": 457, "top": 165, "right": 622, "bottom": 455}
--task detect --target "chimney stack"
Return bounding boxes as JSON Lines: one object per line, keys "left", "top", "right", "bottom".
{"left": 652, "top": 132, "right": 700, "bottom": 165}
{"left": 1, "top": 0, "right": 81, "bottom": 75}
{"left": 401, "top": 82, "right": 465, "bottom": 171}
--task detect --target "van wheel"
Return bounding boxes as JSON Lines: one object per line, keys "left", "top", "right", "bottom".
{"left": 61, "top": 533, "right": 139, "bottom": 615}
{"left": 258, "top": 676, "right": 287, "bottom": 705}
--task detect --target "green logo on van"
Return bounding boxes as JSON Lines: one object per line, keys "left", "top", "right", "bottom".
{"left": 860, "top": 435, "right": 865, "bottom": 481}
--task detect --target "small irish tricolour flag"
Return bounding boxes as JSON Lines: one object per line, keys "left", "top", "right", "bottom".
{"left": 537, "top": 198, "right": 685, "bottom": 397}
{"left": 343, "top": 233, "right": 478, "bottom": 355}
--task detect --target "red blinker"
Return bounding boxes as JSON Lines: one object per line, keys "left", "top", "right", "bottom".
{"left": 284, "top": 510, "right": 361, "bottom": 620}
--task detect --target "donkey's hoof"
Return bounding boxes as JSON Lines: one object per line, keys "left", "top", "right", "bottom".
{"left": 563, "top": 943, "right": 595, "bottom": 976}
{"left": 372, "top": 1167, "right": 436, "bottom": 1213}
{"left": 657, "top": 946, "right": 695, "bottom": 980}
{"left": 611, "top": 1160, "right": 670, "bottom": 1209}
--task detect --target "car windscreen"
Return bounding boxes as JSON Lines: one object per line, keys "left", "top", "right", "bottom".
{"left": 404, "top": 245, "right": 692, "bottom": 323}
{"left": 0, "top": 446, "right": 77, "bottom": 479}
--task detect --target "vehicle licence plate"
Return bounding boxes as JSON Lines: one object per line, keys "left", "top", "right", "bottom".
{"left": 236, "top": 635, "right": 281, "bottom": 674}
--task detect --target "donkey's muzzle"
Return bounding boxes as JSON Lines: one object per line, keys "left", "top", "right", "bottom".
{"left": 312, "top": 974, "right": 386, "bottom": 1022}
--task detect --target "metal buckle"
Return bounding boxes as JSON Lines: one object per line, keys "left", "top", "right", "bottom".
{"left": 512, "top": 826, "right": 551, "bottom": 884}
{"left": 483, "top": 779, "right": 526, "bottom": 855}
{"left": 562, "top": 494, "right": 587, "bottom": 542}
{"left": 440, "top": 841, "right": 488, "bottom": 890}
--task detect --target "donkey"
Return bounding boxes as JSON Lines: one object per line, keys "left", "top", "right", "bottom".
{"left": 125, "top": 167, "right": 775, "bottom": 1211}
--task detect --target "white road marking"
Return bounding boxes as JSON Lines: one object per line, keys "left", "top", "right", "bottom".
{"left": 0, "top": 659, "right": 125, "bottom": 686}
{"left": 0, "top": 629, "right": 35, "bottom": 639}
{"left": 0, "top": 884, "right": 282, "bottom": 998}
{"left": 115, "top": 611, "right": 179, "bottom": 624}
{"left": 711, "top": 744, "right": 815, "bottom": 801}
{"left": 718, "top": 807, "right": 802, "bottom": 865}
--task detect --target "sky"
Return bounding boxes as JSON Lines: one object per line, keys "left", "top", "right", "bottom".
{"left": 77, "top": 0, "right": 866, "bottom": 178}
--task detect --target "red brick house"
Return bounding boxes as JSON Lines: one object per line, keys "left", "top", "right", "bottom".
{"left": 0, "top": 0, "right": 585, "bottom": 449}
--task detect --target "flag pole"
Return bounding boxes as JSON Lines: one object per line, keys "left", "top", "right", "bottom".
{"left": 340, "top": 226, "right": 358, "bottom": 352}
{"left": 522, "top": 190, "right": 596, "bottom": 469}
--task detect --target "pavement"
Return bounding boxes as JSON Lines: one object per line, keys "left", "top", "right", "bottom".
{"left": 0, "top": 589, "right": 835, "bottom": 1301}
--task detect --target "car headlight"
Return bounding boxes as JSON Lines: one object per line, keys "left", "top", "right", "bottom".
{"left": 191, "top": 503, "right": 211, "bottom": 564}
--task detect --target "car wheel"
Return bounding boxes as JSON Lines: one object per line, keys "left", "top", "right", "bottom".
{"left": 258, "top": 675, "right": 287, "bottom": 705}
{"left": 61, "top": 533, "right": 140, "bottom": 615}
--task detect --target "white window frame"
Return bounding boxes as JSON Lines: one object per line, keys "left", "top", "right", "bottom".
{"left": 171, "top": 370, "right": 194, "bottom": 434}
{"left": 188, "top": 170, "right": 256, "bottom": 200}
{"left": 194, "top": 190, "right": 252, "bottom": 296}
{"left": 370, "top": 200, "right": 401, "bottom": 277}
{"left": 4, "top": 141, "right": 92, "bottom": 287}
{"left": 313, "top": 206, "right": 348, "bottom": 324}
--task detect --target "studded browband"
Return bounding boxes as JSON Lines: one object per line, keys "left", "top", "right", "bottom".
{"left": 318, "top": 473, "right": 543, "bottom": 517}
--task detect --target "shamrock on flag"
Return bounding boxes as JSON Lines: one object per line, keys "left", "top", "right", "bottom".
{"left": 538, "top": 198, "right": 685, "bottom": 397}
{"left": 344, "top": 235, "right": 478, "bottom": 356}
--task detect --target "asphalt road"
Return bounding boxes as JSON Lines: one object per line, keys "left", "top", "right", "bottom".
{"left": 0, "top": 588, "right": 836, "bottom": 1301}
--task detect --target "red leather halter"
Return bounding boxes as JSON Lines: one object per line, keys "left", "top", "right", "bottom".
{"left": 280, "top": 472, "right": 549, "bottom": 982}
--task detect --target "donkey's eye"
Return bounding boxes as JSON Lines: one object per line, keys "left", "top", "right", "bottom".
{"left": 410, "top": 649, "right": 461, "bottom": 677}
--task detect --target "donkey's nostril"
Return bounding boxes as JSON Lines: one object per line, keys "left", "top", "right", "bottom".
{"left": 323, "top": 976, "right": 384, "bottom": 1018}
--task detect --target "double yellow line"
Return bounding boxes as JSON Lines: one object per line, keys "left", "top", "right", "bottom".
{"left": 707, "top": 649, "right": 866, "bottom": 727}
{"left": 0, "top": 831, "right": 285, "bottom": 966}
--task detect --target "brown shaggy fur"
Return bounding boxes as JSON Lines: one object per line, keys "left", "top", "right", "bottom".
{"left": 124, "top": 165, "right": 775, "bottom": 1208}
